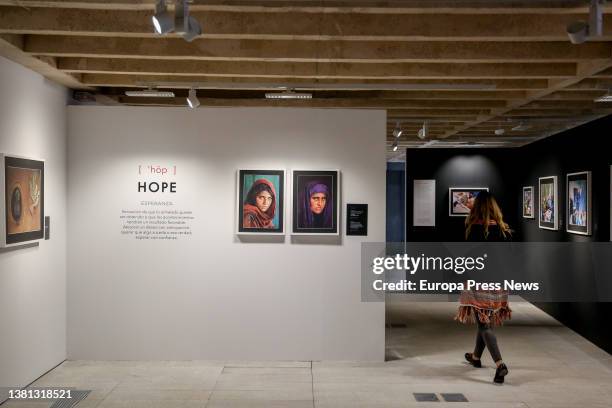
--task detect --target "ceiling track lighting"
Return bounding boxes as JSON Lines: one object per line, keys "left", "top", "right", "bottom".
{"left": 152, "top": 0, "right": 202, "bottom": 42}
{"left": 187, "top": 88, "right": 200, "bottom": 108}
{"left": 417, "top": 121, "right": 429, "bottom": 140}
{"left": 392, "top": 122, "right": 403, "bottom": 138}
{"left": 391, "top": 140, "right": 399, "bottom": 152}
{"left": 566, "top": 0, "right": 604, "bottom": 44}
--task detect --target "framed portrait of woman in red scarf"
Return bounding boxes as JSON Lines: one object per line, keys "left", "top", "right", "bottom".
{"left": 237, "top": 169, "right": 285, "bottom": 234}
{"left": 291, "top": 170, "right": 339, "bottom": 235}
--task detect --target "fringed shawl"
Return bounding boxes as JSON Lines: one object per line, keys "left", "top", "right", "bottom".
{"left": 455, "top": 289, "right": 512, "bottom": 326}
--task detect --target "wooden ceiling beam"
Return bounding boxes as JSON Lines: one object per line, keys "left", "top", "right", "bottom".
{"left": 108, "top": 97, "right": 503, "bottom": 110}
{"left": 0, "top": 1, "right": 602, "bottom": 13}
{"left": 439, "top": 59, "right": 612, "bottom": 138}
{"left": 56, "top": 58, "right": 577, "bottom": 79}
{"left": 22, "top": 35, "right": 612, "bottom": 63}
{"left": 0, "top": 6, "right": 609, "bottom": 41}
{"left": 0, "top": 33, "right": 90, "bottom": 89}
{"left": 100, "top": 87, "right": 527, "bottom": 100}
{"left": 79, "top": 74, "right": 551, "bottom": 90}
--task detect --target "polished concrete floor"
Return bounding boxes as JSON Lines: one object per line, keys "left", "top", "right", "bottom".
{"left": 4, "top": 300, "right": 611, "bottom": 408}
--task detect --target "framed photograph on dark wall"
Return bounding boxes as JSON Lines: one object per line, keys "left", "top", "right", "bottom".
{"left": 346, "top": 204, "right": 368, "bottom": 236}
{"left": 522, "top": 186, "right": 535, "bottom": 219}
{"left": 1, "top": 154, "right": 45, "bottom": 247}
{"left": 448, "top": 187, "right": 488, "bottom": 217}
{"left": 566, "top": 171, "right": 591, "bottom": 236}
{"left": 292, "top": 170, "right": 339, "bottom": 235}
{"left": 236, "top": 169, "right": 285, "bottom": 235}
{"left": 539, "top": 176, "right": 558, "bottom": 230}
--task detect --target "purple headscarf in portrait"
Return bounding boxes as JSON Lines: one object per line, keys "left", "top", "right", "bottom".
{"left": 300, "top": 180, "right": 333, "bottom": 228}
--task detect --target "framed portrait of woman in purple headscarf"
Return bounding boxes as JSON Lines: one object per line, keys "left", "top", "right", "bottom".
{"left": 291, "top": 170, "right": 339, "bottom": 235}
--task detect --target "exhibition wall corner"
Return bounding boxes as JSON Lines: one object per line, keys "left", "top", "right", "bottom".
{"left": 0, "top": 56, "right": 68, "bottom": 401}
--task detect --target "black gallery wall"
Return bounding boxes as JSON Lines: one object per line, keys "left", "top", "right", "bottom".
{"left": 403, "top": 114, "right": 612, "bottom": 354}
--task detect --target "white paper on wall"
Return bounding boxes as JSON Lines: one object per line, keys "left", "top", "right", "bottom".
{"left": 413, "top": 179, "right": 436, "bottom": 227}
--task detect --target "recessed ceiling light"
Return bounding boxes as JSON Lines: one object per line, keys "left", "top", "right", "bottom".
{"left": 494, "top": 128, "right": 505, "bottom": 135}
{"left": 125, "top": 88, "right": 175, "bottom": 98}
{"left": 594, "top": 92, "right": 612, "bottom": 102}
{"left": 265, "top": 90, "right": 312, "bottom": 99}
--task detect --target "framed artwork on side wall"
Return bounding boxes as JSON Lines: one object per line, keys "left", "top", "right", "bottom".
{"left": 448, "top": 187, "right": 488, "bottom": 217}
{"left": 539, "top": 176, "right": 558, "bottom": 230}
{"left": 236, "top": 169, "right": 285, "bottom": 235}
{"left": 1, "top": 154, "right": 45, "bottom": 247}
{"left": 292, "top": 170, "right": 340, "bottom": 235}
{"left": 566, "top": 171, "right": 592, "bottom": 236}
{"left": 522, "top": 186, "right": 535, "bottom": 219}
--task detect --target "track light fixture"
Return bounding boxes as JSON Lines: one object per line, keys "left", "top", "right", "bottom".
{"left": 152, "top": 0, "right": 202, "bottom": 42}
{"left": 152, "top": 0, "right": 174, "bottom": 35}
{"left": 417, "top": 121, "right": 429, "bottom": 140}
{"left": 392, "top": 140, "right": 399, "bottom": 152}
{"left": 566, "top": 0, "right": 604, "bottom": 44}
{"left": 392, "top": 122, "right": 403, "bottom": 138}
{"left": 511, "top": 122, "right": 531, "bottom": 131}
{"left": 187, "top": 88, "right": 200, "bottom": 108}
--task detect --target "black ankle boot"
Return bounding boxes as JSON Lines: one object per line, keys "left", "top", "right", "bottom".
{"left": 464, "top": 353, "right": 482, "bottom": 368}
{"left": 494, "top": 363, "right": 508, "bottom": 384}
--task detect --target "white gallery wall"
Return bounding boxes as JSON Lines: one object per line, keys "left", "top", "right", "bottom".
{"left": 67, "top": 106, "right": 386, "bottom": 360}
{"left": 0, "top": 57, "right": 67, "bottom": 400}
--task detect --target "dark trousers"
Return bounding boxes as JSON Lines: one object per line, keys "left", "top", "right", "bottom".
{"left": 474, "top": 319, "right": 502, "bottom": 362}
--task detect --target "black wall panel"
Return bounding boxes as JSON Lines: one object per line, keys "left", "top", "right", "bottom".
{"left": 403, "top": 115, "right": 612, "bottom": 353}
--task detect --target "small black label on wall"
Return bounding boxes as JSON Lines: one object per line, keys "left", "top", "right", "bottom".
{"left": 45, "top": 216, "right": 50, "bottom": 240}
{"left": 346, "top": 204, "right": 368, "bottom": 236}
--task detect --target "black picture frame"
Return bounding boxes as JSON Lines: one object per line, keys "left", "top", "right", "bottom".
{"left": 2, "top": 155, "right": 45, "bottom": 247}
{"left": 292, "top": 170, "right": 339, "bottom": 235}
{"left": 346, "top": 204, "right": 368, "bottom": 236}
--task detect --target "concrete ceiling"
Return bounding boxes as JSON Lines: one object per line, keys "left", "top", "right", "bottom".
{"left": 1, "top": 0, "right": 611, "bottom": 159}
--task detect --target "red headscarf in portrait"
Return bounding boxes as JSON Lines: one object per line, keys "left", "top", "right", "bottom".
{"left": 243, "top": 178, "right": 277, "bottom": 229}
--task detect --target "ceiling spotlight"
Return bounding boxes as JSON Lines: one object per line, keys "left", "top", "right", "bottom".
{"left": 186, "top": 88, "right": 200, "bottom": 109}
{"left": 183, "top": 16, "right": 202, "bottom": 42}
{"left": 392, "top": 122, "right": 403, "bottom": 138}
{"left": 511, "top": 122, "right": 532, "bottom": 131}
{"left": 417, "top": 121, "right": 429, "bottom": 140}
{"left": 494, "top": 128, "right": 505, "bottom": 136}
{"left": 152, "top": 0, "right": 174, "bottom": 35}
{"left": 566, "top": 0, "right": 604, "bottom": 44}
{"left": 125, "top": 88, "right": 175, "bottom": 98}
{"left": 265, "top": 89, "right": 312, "bottom": 99}
{"left": 392, "top": 140, "right": 399, "bottom": 152}
{"left": 152, "top": 0, "right": 202, "bottom": 42}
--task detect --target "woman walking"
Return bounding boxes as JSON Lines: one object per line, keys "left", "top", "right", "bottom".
{"left": 456, "top": 191, "right": 511, "bottom": 384}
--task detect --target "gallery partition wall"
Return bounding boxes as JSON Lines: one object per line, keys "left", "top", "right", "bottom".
{"left": 0, "top": 57, "right": 68, "bottom": 400}
{"left": 67, "top": 106, "right": 386, "bottom": 361}
{"left": 403, "top": 115, "right": 612, "bottom": 353}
